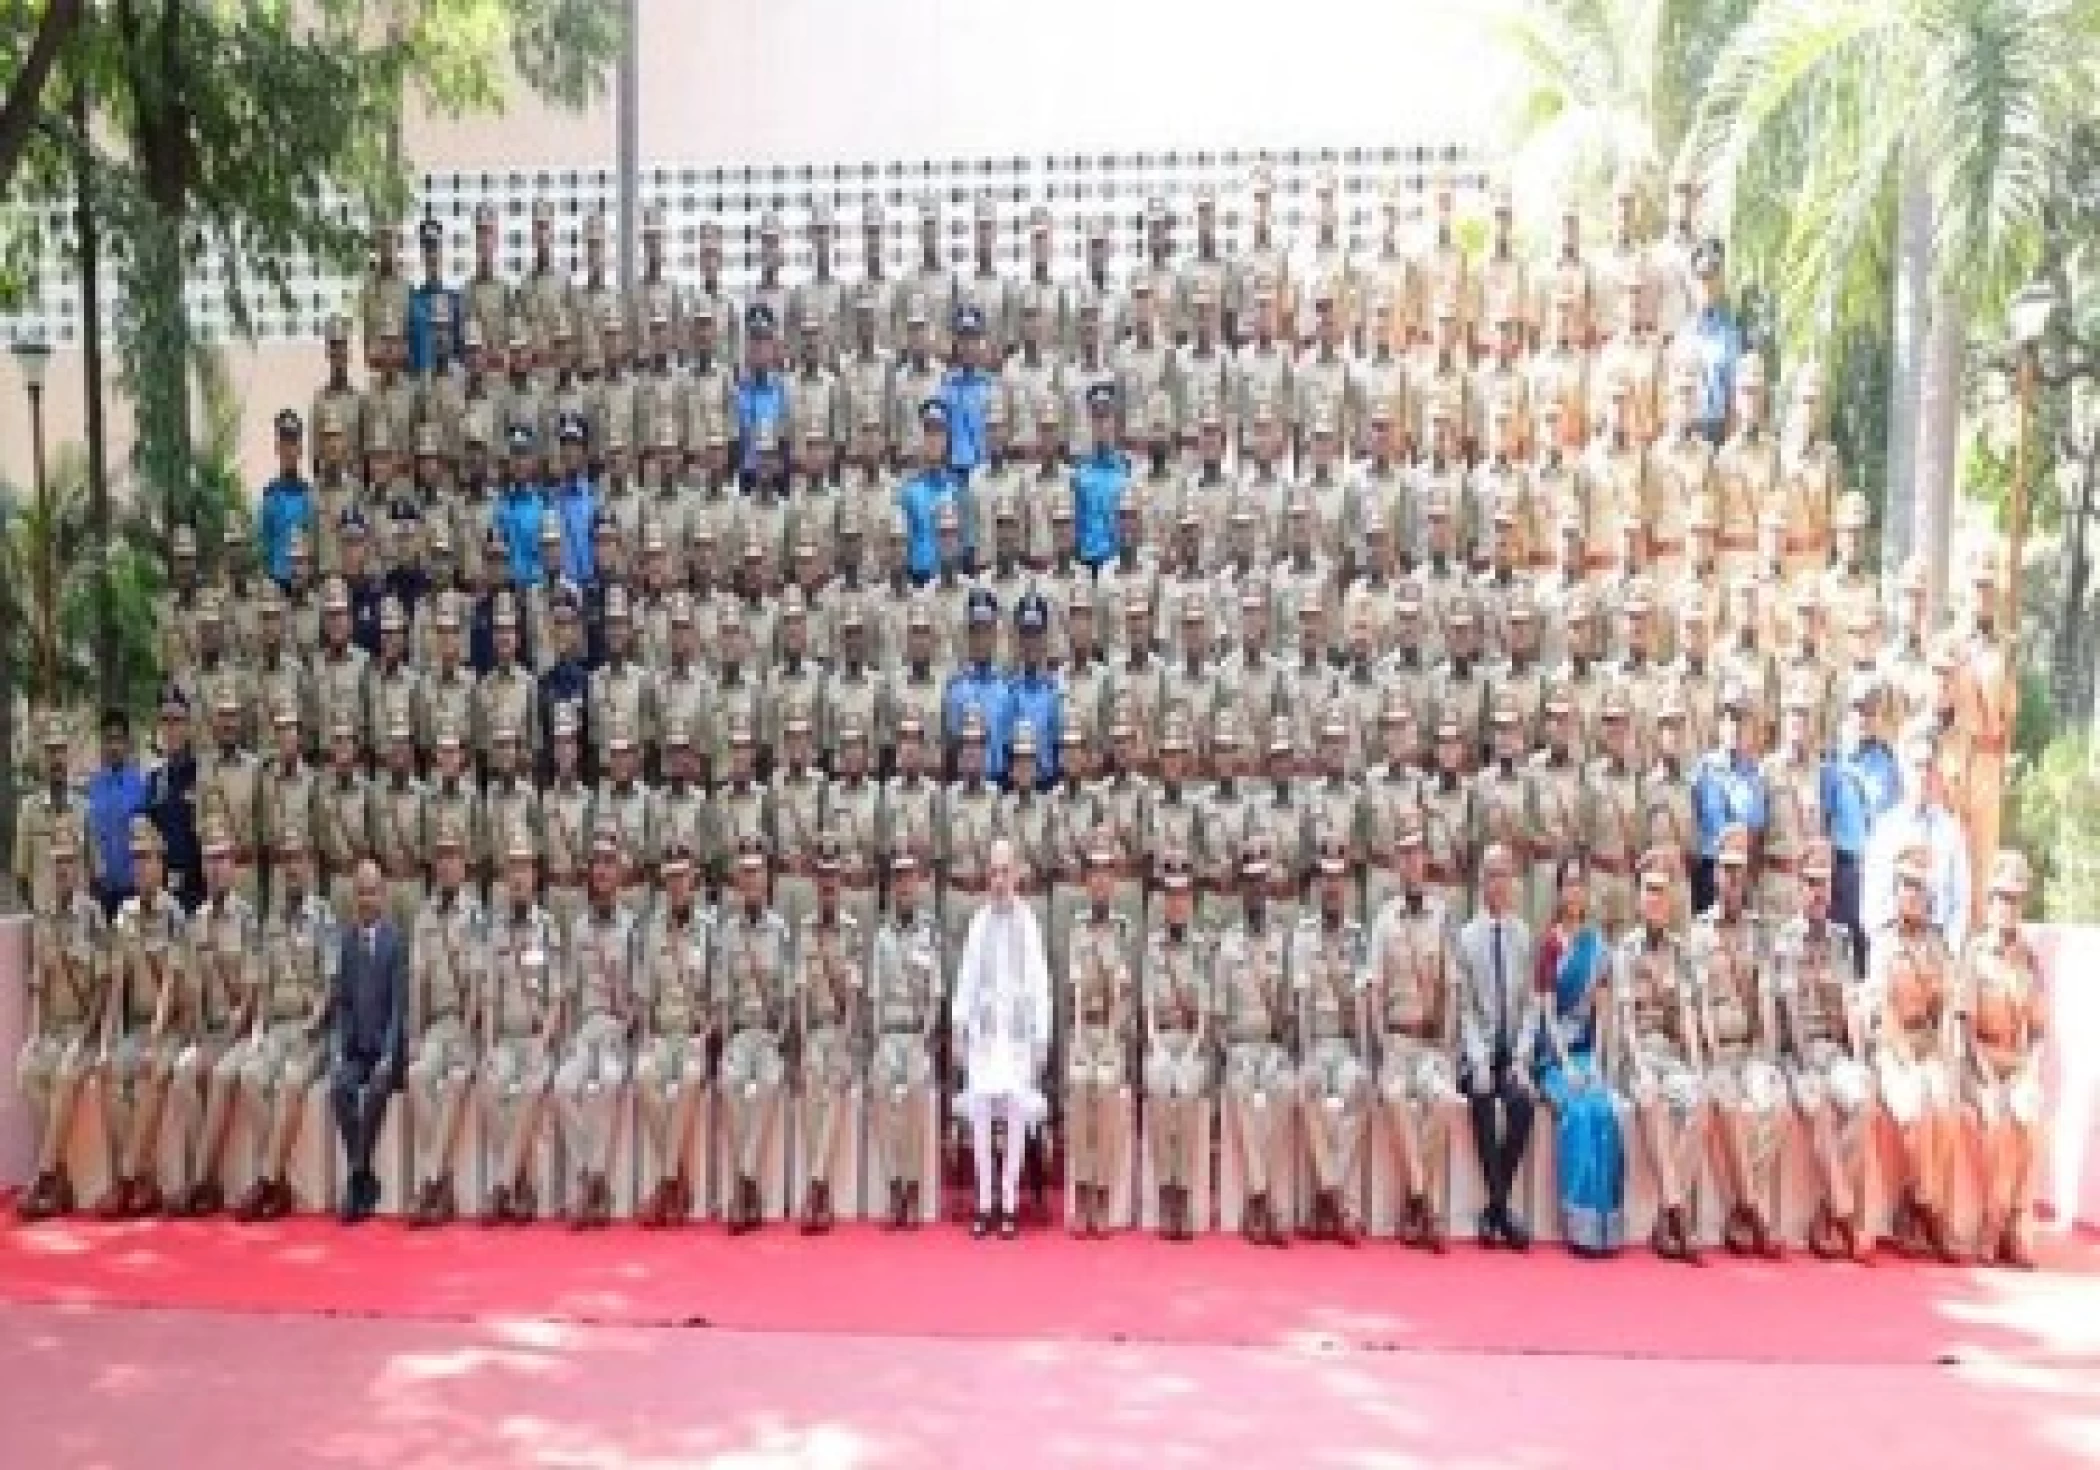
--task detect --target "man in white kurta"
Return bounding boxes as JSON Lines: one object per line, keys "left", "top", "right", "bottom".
{"left": 951, "top": 838, "right": 1053, "bottom": 1238}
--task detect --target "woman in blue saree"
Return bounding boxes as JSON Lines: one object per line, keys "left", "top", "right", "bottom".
{"left": 1534, "top": 858, "right": 1626, "bottom": 1255}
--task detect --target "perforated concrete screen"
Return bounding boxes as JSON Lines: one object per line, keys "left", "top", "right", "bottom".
{"left": 2, "top": 142, "right": 1480, "bottom": 349}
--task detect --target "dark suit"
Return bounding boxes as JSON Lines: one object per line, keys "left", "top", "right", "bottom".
{"left": 1457, "top": 909, "right": 1542, "bottom": 1232}
{"left": 330, "top": 918, "right": 408, "bottom": 1207}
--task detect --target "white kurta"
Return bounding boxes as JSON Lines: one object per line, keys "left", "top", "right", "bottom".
{"left": 951, "top": 897, "right": 1053, "bottom": 1123}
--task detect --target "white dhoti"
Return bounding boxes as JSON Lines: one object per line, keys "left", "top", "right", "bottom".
{"left": 951, "top": 899, "right": 1052, "bottom": 1216}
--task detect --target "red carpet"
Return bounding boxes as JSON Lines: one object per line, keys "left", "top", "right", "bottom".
{"left": 4, "top": 1215, "right": 2095, "bottom": 1366}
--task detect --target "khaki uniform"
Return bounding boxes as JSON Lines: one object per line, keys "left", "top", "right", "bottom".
{"left": 19, "top": 891, "right": 108, "bottom": 1183}
{"left": 1091, "top": 776, "right": 1152, "bottom": 936}
{"left": 1583, "top": 758, "right": 1645, "bottom": 935}
{"left": 314, "top": 772, "right": 373, "bottom": 915}
{"left": 868, "top": 905, "right": 941, "bottom": 1203}
{"left": 1294, "top": 914, "right": 1369, "bottom": 1206}
{"left": 475, "top": 665, "right": 538, "bottom": 766}
{"left": 1956, "top": 630, "right": 2017, "bottom": 929}
{"left": 1217, "top": 919, "right": 1295, "bottom": 1205}
{"left": 407, "top": 889, "right": 484, "bottom": 1193}
{"left": 1367, "top": 891, "right": 1462, "bottom": 1223}
{"left": 794, "top": 909, "right": 863, "bottom": 1208}
{"left": 1613, "top": 927, "right": 1705, "bottom": 1221}
{"left": 541, "top": 783, "right": 592, "bottom": 936}
{"left": 715, "top": 903, "right": 792, "bottom": 1190}
{"left": 1872, "top": 922, "right": 1958, "bottom": 1223}
{"left": 942, "top": 780, "right": 1002, "bottom": 959}
{"left": 635, "top": 902, "right": 715, "bottom": 1211}
{"left": 1759, "top": 752, "right": 1824, "bottom": 924}
{"left": 592, "top": 781, "right": 657, "bottom": 909}
{"left": 710, "top": 782, "right": 769, "bottom": 890}
{"left": 12, "top": 786, "right": 88, "bottom": 918}
{"left": 556, "top": 903, "right": 638, "bottom": 1192}
{"left": 1775, "top": 915, "right": 1869, "bottom": 1230}
{"left": 172, "top": 890, "right": 260, "bottom": 1201}
{"left": 480, "top": 780, "right": 540, "bottom": 892}
{"left": 767, "top": 770, "right": 826, "bottom": 937}
{"left": 1693, "top": 902, "right": 1783, "bottom": 1234}
{"left": 481, "top": 902, "right": 564, "bottom": 1201}
{"left": 1958, "top": 923, "right": 2047, "bottom": 1244}
{"left": 1140, "top": 923, "right": 1210, "bottom": 1199}
{"left": 369, "top": 776, "right": 429, "bottom": 929}
{"left": 1712, "top": 430, "right": 1778, "bottom": 583}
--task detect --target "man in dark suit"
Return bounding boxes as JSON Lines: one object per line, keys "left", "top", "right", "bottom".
{"left": 1457, "top": 842, "right": 1543, "bottom": 1249}
{"left": 331, "top": 859, "right": 408, "bottom": 1223}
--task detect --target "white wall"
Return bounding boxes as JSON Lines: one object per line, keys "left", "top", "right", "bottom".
{"left": 406, "top": 0, "right": 1514, "bottom": 168}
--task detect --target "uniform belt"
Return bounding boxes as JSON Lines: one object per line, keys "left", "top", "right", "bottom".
{"left": 948, "top": 876, "right": 987, "bottom": 894}
{"left": 1582, "top": 553, "right": 1615, "bottom": 572}
{"left": 1590, "top": 853, "right": 1634, "bottom": 875}
{"left": 1717, "top": 533, "right": 1756, "bottom": 551}
{"left": 1972, "top": 738, "right": 2009, "bottom": 755}
{"left": 1783, "top": 533, "right": 1824, "bottom": 554}
{"left": 776, "top": 856, "right": 816, "bottom": 877}
{"left": 1648, "top": 538, "right": 1685, "bottom": 556}
{"left": 1763, "top": 855, "right": 1798, "bottom": 873}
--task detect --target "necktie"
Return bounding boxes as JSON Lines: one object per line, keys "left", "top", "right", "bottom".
{"left": 1491, "top": 921, "right": 1508, "bottom": 1052}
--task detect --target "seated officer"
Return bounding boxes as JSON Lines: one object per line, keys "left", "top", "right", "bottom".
{"left": 1142, "top": 846, "right": 1211, "bottom": 1240}
{"left": 869, "top": 849, "right": 942, "bottom": 1229}
{"left": 636, "top": 840, "right": 713, "bottom": 1227}
{"left": 717, "top": 832, "right": 792, "bottom": 1233}
{"left": 16, "top": 828, "right": 108, "bottom": 1221}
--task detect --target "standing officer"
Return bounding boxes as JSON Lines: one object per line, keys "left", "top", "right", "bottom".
{"left": 1217, "top": 834, "right": 1294, "bottom": 1247}
{"left": 1690, "top": 691, "right": 1766, "bottom": 914}
{"left": 147, "top": 685, "right": 204, "bottom": 911}
{"left": 794, "top": 835, "right": 863, "bottom": 1234}
{"left": 635, "top": 840, "right": 713, "bottom": 1227}
{"left": 13, "top": 713, "right": 87, "bottom": 916}
{"left": 716, "top": 833, "right": 792, "bottom": 1233}
{"left": 869, "top": 849, "right": 942, "bottom": 1228}
{"left": 1367, "top": 813, "right": 1463, "bottom": 1249}
{"left": 555, "top": 825, "right": 637, "bottom": 1228}
{"left": 15, "top": 828, "right": 108, "bottom": 1221}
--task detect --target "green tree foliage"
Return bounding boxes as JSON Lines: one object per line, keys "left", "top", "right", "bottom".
{"left": 2010, "top": 734, "right": 2100, "bottom": 921}
{"left": 2, "top": 0, "right": 624, "bottom": 537}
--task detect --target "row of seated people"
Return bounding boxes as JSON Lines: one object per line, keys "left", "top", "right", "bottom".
{"left": 15, "top": 797, "right": 2046, "bottom": 1270}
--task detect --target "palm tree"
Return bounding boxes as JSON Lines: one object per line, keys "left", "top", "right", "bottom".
{"left": 1690, "top": 0, "right": 2100, "bottom": 605}
{"left": 1492, "top": 0, "right": 1753, "bottom": 221}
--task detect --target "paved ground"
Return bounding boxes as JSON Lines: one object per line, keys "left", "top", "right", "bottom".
{"left": 2, "top": 1300, "right": 2096, "bottom": 1468}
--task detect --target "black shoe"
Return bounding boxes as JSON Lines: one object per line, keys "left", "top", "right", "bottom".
{"left": 1477, "top": 1208, "right": 1503, "bottom": 1248}
{"left": 355, "top": 1168, "right": 382, "bottom": 1221}
{"left": 971, "top": 1211, "right": 992, "bottom": 1239}
{"left": 1500, "top": 1209, "right": 1532, "bottom": 1251}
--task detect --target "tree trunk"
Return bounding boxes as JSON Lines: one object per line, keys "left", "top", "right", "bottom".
{"left": 1883, "top": 162, "right": 1932, "bottom": 584}
{"left": 1913, "top": 278, "right": 1966, "bottom": 616}
{"left": 0, "top": 631, "right": 17, "bottom": 912}
{"left": 75, "top": 77, "right": 118, "bottom": 711}
{"left": 2058, "top": 425, "right": 2099, "bottom": 719}
{"left": 0, "top": 0, "right": 83, "bottom": 197}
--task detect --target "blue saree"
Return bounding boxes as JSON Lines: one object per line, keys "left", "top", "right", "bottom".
{"left": 1535, "top": 924, "right": 1625, "bottom": 1254}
